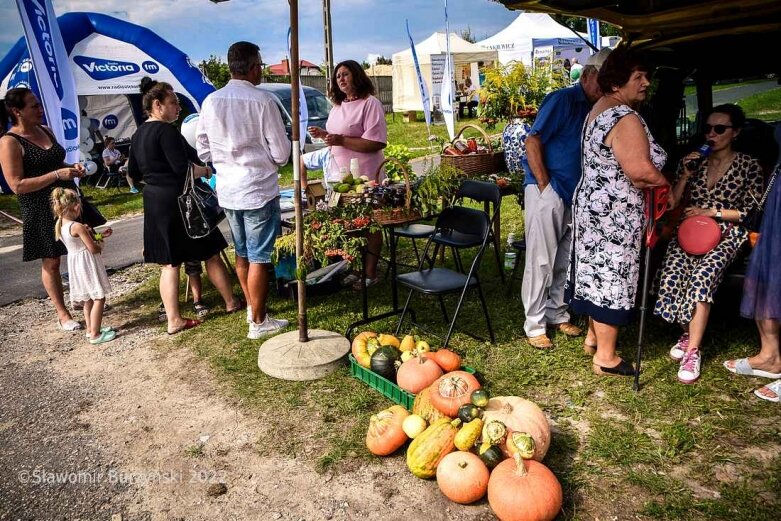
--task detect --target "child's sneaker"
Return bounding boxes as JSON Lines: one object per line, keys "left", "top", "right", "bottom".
{"left": 193, "top": 301, "right": 209, "bottom": 318}
{"left": 670, "top": 333, "right": 689, "bottom": 361}
{"left": 247, "top": 314, "right": 289, "bottom": 339}
{"left": 157, "top": 303, "right": 167, "bottom": 322}
{"left": 678, "top": 349, "right": 701, "bottom": 384}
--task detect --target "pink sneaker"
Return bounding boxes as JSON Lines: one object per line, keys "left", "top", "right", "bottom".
{"left": 678, "top": 349, "right": 701, "bottom": 384}
{"left": 670, "top": 333, "right": 689, "bottom": 361}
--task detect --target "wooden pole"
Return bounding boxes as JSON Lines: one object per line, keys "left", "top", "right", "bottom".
{"left": 290, "top": 0, "right": 308, "bottom": 342}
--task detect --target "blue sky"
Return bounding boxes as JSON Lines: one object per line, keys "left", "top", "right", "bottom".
{"left": 1, "top": 0, "right": 520, "bottom": 67}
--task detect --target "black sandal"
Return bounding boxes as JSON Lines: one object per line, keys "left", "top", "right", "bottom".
{"left": 592, "top": 358, "right": 635, "bottom": 377}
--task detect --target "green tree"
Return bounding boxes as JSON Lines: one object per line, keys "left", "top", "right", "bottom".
{"left": 553, "top": 15, "right": 620, "bottom": 38}
{"left": 375, "top": 56, "right": 392, "bottom": 65}
{"left": 198, "top": 55, "right": 231, "bottom": 89}
{"left": 460, "top": 26, "right": 476, "bottom": 43}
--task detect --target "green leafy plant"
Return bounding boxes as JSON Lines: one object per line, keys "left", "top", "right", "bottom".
{"left": 477, "top": 61, "right": 566, "bottom": 129}
{"left": 383, "top": 144, "right": 415, "bottom": 183}
{"left": 411, "top": 162, "right": 466, "bottom": 216}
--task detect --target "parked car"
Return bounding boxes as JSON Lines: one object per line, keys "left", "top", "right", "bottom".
{"left": 256, "top": 83, "right": 332, "bottom": 153}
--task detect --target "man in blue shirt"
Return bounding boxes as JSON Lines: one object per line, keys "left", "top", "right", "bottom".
{"left": 521, "top": 48, "right": 611, "bottom": 349}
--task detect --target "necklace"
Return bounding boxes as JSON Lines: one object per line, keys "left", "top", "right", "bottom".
{"left": 344, "top": 95, "right": 359, "bottom": 102}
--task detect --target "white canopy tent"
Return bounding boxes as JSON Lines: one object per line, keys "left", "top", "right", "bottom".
{"left": 477, "top": 12, "right": 591, "bottom": 66}
{"left": 392, "top": 32, "right": 497, "bottom": 113}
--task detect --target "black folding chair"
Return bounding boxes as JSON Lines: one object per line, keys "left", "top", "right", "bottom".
{"left": 431, "top": 180, "right": 505, "bottom": 282}
{"left": 395, "top": 205, "right": 495, "bottom": 347}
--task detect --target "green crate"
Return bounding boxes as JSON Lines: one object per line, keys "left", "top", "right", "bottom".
{"left": 348, "top": 354, "right": 477, "bottom": 411}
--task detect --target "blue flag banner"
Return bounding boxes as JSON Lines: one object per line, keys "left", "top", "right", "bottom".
{"left": 405, "top": 19, "right": 431, "bottom": 132}
{"left": 441, "top": 0, "right": 455, "bottom": 141}
{"left": 587, "top": 18, "right": 601, "bottom": 52}
{"left": 16, "top": 0, "right": 80, "bottom": 163}
{"left": 288, "top": 27, "right": 308, "bottom": 153}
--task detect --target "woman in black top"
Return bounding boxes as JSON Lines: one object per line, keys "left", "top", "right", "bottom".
{"left": 0, "top": 88, "right": 86, "bottom": 331}
{"left": 127, "top": 78, "right": 242, "bottom": 334}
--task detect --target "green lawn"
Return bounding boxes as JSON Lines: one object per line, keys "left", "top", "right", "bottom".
{"left": 115, "top": 196, "right": 780, "bottom": 519}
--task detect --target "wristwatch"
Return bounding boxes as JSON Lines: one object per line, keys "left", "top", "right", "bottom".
{"left": 715, "top": 210, "right": 723, "bottom": 220}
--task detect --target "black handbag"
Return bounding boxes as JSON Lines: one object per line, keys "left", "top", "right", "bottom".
{"left": 76, "top": 187, "right": 107, "bottom": 228}
{"left": 177, "top": 163, "right": 225, "bottom": 239}
{"left": 742, "top": 164, "right": 779, "bottom": 232}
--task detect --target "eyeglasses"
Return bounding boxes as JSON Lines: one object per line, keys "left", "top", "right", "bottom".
{"left": 704, "top": 124, "right": 734, "bottom": 135}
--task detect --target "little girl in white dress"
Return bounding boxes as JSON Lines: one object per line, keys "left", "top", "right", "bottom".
{"left": 51, "top": 188, "right": 115, "bottom": 344}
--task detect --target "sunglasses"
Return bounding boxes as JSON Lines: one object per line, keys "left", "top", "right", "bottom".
{"left": 704, "top": 124, "right": 734, "bottom": 135}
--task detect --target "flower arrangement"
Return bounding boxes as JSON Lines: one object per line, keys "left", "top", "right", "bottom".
{"left": 477, "top": 61, "right": 566, "bottom": 129}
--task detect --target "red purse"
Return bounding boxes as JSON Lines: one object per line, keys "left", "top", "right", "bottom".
{"left": 677, "top": 215, "right": 722, "bottom": 255}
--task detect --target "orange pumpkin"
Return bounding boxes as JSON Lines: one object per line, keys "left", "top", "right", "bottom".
{"left": 487, "top": 456, "right": 562, "bottom": 521}
{"left": 351, "top": 332, "right": 378, "bottom": 368}
{"left": 430, "top": 371, "right": 482, "bottom": 417}
{"left": 481, "top": 396, "right": 550, "bottom": 462}
{"left": 428, "top": 349, "right": 462, "bottom": 372}
{"left": 412, "top": 386, "right": 451, "bottom": 424}
{"left": 397, "top": 355, "right": 443, "bottom": 394}
{"left": 436, "top": 451, "right": 489, "bottom": 504}
{"left": 366, "top": 405, "right": 410, "bottom": 456}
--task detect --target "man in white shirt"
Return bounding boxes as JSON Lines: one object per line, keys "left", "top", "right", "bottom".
{"left": 196, "top": 41, "right": 291, "bottom": 339}
{"left": 102, "top": 136, "right": 138, "bottom": 193}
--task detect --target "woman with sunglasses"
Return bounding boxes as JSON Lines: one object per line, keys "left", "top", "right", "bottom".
{"left": 654, "top": 104, "right": 764, "bottom": 384}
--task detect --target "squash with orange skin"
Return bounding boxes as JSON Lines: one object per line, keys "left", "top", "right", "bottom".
{"left": 365, "top": 405, "right": 410, "bottom": 456}
{"left": 430, "top": 371, "right": 482, "bottom": 417}
{"left": 487, "top": 455, "right": 562, "bottom": 521}
{"left": 428, "top": 349, "right": 462, "bottom": 372}
{"left": 351, "top": 332, "right": 378, "bottom": 368}
{"left": 481, "top": 396, "right": 550, "bottom": 462}
{"left": 396, "top": 355, "right": 443, "bottom": 394}
{"left": 436, "top": 451, "right": 489, "bottom": 504}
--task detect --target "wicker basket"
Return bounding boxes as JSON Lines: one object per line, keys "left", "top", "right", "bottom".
{"left": 371, "top": 158, "right": 421, "bottom": 225}
{"left": 440, "top": 124, "right": 505, "bottom": 177}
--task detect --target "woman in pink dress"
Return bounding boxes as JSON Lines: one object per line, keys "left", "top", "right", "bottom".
{"left": 308, "top": 60, "right": 388, "bottom": 286}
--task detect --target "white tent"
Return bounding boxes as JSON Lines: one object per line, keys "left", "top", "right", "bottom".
{"left": 392, "top": 32, "right": 497, "bottom": 113}
{"left": 477, "top": 12, "right": 591, "bottom": 66}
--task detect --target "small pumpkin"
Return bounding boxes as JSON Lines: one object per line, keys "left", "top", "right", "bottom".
{"left": 396, "top": 355, "right": 443, "bottom": 394}
{"left": 430, "top": 371, "right": 482, "bottom": 417}
{"left": 365, "top": 405, "right": 410, "bottom": 456}
{"left": 454, "top": 418, "right": 483, "bottom": 451}
{"left": 457, "top": 403, "right": 482, "bottom": 424}
{"left": 415, "top": 339, "right": 431, "bottom": 352}
{"left": 471, "top": 389, "right": 490, "bottom": 408}
{"left": 436, "top": 451, "right": 490, "bottom": 504}
{"left": 402, "top": 414, "right": 428, "bottom": 439}
{"left": 507, "top": 432, "right": 536, "bottom": 460}
{"left": 351, "top": 332, "right": 378, "bottom": 368}
{"left": 400, "top": 350, "right": 415, "bottom": 363}
{"left": 377, "top": 333, "right": 400, "bottom": 349}
{"left": 429, "top": 348, "right": 462, "bottom": 372}
{"left": 399, "top": 334, "right": 417, "bottom": 352}
{"left": 406, "top": 417, "right": 462, "bottom": 479}
{"left": 482, "top": 420, "right": 507, "bottom": 446}
{"left": 482, "top": 396, "right": 551, "bottom": 461}
{"left": 478, "top": 442, "right": 504, "bottom": 469}
{"left": 370, "top": 345, "right": 401, "bottom": 382}
{"left": 487, "top": 456, "right": 563, "bottom": 521}
{"left": 412, "top": 386, "right": 451, "bottom": 424}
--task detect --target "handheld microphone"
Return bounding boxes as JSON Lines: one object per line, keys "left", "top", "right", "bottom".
{"left": 685, "top": 140, "right": 714, "bottom": 171}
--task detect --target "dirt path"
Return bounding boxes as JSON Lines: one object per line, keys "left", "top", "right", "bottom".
{"left": 0, "top": 265, "right": 494, "bottom": 520}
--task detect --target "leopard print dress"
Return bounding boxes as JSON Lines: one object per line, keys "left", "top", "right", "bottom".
{"left": 654, "top": 152, "right": 763, "bottom": 325}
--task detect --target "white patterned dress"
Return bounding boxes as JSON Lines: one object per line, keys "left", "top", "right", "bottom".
{"left": 567, "top": 105, "right": 667, "bottom": 325}
{"left": 60, "top": 220, "right": 112, "bottom": 304}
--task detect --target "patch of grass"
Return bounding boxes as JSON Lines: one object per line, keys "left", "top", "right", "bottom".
{"left": 0, "top": 194, "right": 20, "bottom": 217}
{"left": 738, "top": 87, "right": 781, "bottom": 122}
{"left": 185, "top": 444, "right": 205, "bottom": 458}
{"left": 80, "top": 184, "right": 144, "bottom": 220}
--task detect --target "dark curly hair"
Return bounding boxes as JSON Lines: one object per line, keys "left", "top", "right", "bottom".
{"left": 708, "top": 103, "right": 746, "bottom": 129}
{"left": 597, "top": 47, "right": 650, "bottom": 94}
{"left": 330, "top": 60, "right": 375, "bottom": 105}
{"left": 140, "top": 76, "right": 174, "bottom": 115}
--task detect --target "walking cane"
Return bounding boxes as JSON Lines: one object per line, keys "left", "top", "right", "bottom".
{"left": 633, "top": 185, "right": 670, "bottom": 391}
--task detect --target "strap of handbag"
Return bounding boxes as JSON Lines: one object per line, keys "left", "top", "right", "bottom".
{"left": 756, "top": 163, "right": 779, "bottom": 210}
{"left": 181, "top": 162, "right": 195, "bottom": 195}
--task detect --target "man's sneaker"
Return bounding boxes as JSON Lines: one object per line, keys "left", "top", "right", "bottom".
{"left": 193, "top": 301, "right": 209, "bottom": 318}
{"left": 670, "top": 333, "right": 689, "bottom": 361}
{"left": 129, "top": 186, "right": 140, "bottom": 194}
{"left": 247, "top": 315, "right": 289, "bottom": 339}
{"left": 157, "top": 302, "right": 167, "bottom": 322}
{"left": 677, "top": 349, "right": 701, "bottom": 384}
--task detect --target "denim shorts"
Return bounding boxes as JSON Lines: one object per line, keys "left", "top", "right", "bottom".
{"left": 224, "top": 198, "right": 281, "bottom": 264}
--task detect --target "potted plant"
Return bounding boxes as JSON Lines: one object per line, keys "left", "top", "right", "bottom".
{"left": 477, "top": 61, "right": 566, "bottom": 175}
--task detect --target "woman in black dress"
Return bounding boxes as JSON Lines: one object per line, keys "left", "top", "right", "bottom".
{"left": 0, "top": 88, "right": 86, "bottom": 331}
{"left": 127, "top": 78, "right": 241, "bottom": 334}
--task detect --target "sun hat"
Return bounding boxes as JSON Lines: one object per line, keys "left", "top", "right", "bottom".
{"left": 585, "top": 48, "right": 612, "bottom": 71}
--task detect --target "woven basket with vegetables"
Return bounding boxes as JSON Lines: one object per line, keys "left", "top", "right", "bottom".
{"left": 440, "top": 124, "right": 505, "bottom": 178}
